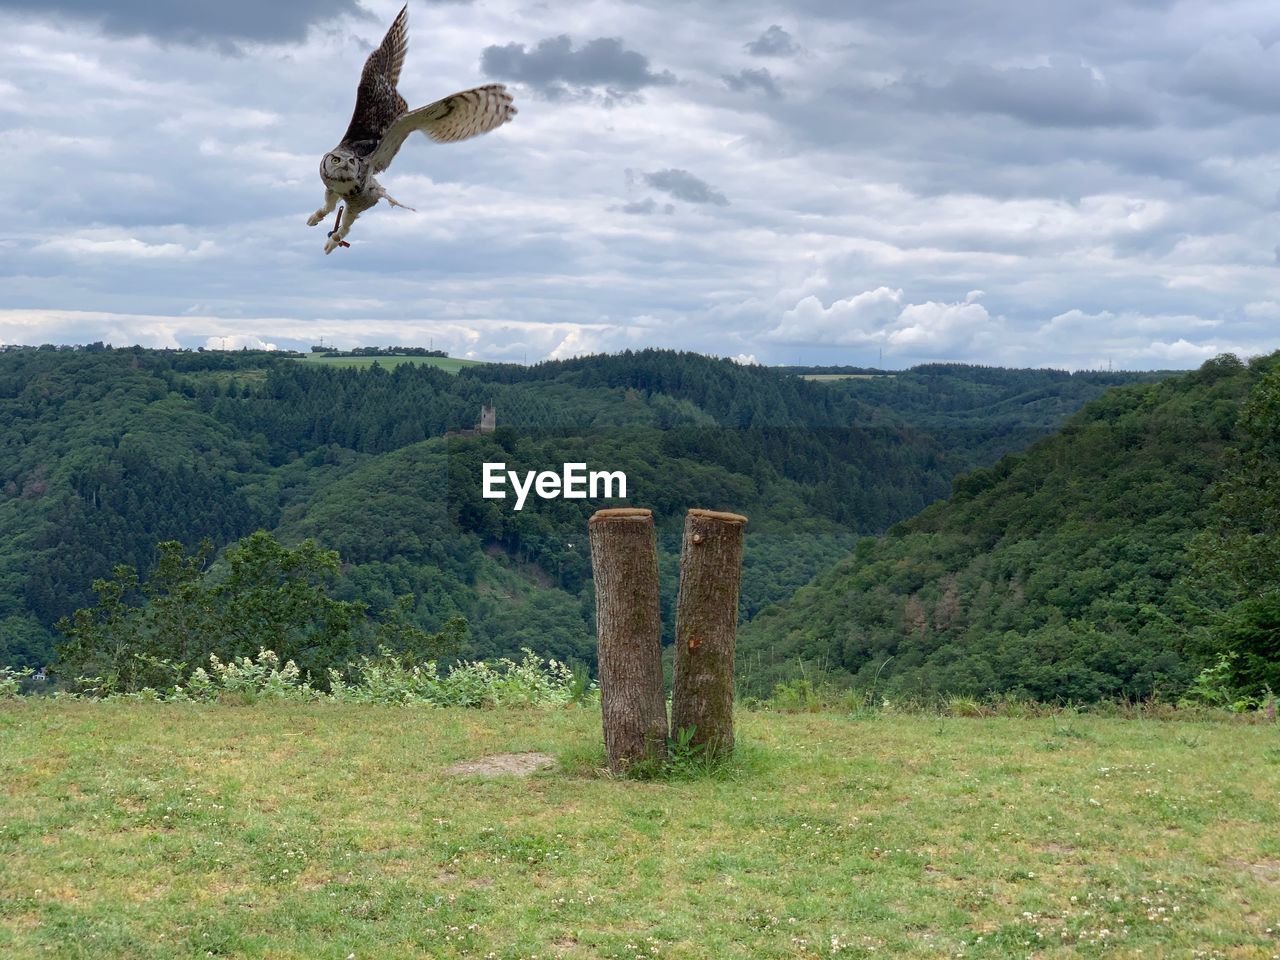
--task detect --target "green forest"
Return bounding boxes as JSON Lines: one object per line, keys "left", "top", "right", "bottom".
{"left": 740, "top": 352, "right": 1280, "bottom": 702}
{"left": 0, "top": 346, "right": 1166, "bottom": 686}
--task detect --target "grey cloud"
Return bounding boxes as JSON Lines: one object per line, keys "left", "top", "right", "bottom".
{"left": 915, "top": 58, "right": 1156, "bottom": 128}
{"left": 642, "top": 169, "right": 729, "bottom": 206}
{"left": 0, "top": 0, "right": 367, "bottom": 45}
{"left": 6, "top": 0, "right": 1279, "bottom": 370}
{"left": 723, "top": 67, "right": 781, "bottom": 98}
{"left": 617, "top": 198, "right": 674, "bottom": 215}
{"left": 1178, "top": 35, "right": 1280, "bottom": 115}
{"left": 778, "top": 0, "right": 1178, "bottom": 50}
{"left": 746, "top": 25, "right": 797, "bottom": 57}
{"left": 480, "top": 35, "right": 675, "bottom": 100}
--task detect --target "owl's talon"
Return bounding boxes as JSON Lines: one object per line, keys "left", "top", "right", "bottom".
{"left": 322, "top": 208, "right": 352, "bottom": 251}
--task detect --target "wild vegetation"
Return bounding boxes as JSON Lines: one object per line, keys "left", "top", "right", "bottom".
{"left": 4, "top": 345, "right": 1279, "bottom": 956}
{"left": 741, "top": 352, "right": 1280, "bottom": 704}
{"left": 50, "top": 532, "right": 471, "bottom": 695}
{"left": 0, "top": 347, "right": 1156, "bottom": 680}
{"left": 297, "top": 353, "right": 479, "bottom": 372}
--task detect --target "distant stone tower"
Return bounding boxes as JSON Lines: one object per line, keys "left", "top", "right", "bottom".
{"left": 479, "top": 405, "right": 496, "bottom": 433}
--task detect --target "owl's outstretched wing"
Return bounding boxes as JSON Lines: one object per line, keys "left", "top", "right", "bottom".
{"left": 340, "top": 4, "right": 410, "bottom": 153}
{"left": 368, "top": 84, "right": 517, "bottom": 173}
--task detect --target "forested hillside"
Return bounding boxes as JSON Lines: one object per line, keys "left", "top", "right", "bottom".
{"left": 0, "top": 346, "right": 1165, "bottom": 672}
{"left": 740, "top": 353, "right": 1280, "bottom": 701}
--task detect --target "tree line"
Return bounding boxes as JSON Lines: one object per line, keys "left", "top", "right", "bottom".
{"left": 0, "top": 346, "right": 1169, "bottom": 685}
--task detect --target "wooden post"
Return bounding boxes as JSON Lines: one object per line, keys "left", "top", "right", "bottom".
{"left": 589, "top": 507, "right": 668, "bottom": 772}
{"left": 671, "top": 509, "right": 747, "bottom": 757}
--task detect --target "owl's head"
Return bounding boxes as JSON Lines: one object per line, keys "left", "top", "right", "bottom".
{"left": 320, "top": 149, "right": 367, "bottom": 194}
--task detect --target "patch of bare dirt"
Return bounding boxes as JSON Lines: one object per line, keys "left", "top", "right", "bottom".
{"left": 445, "top": 752, "right": 555, "bottom": 777}
{"left": 1225, "top": 858, "right": 1280, "bottom": 884}
{"left": 1038, "top": 842, "right": 1077, "bottom": 855}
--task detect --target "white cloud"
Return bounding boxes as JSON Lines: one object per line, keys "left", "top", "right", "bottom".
{"left": 546, "top": 326, "right": 621, "bottom": 360}
{"left": 0, "top": 2, "right": 1278, "bottom": 368}
{"left": 889, "top": 298, "right": 993, "bottom": 350}
{"left": 203, "top": 334, "right": 279, "bottom": 351}
{"left": 770, "top": 287, "right": 904, "bottom": 345}
{"left": 1141, "top": 338, "right": 1225, "bottom": 365}
{"left": 35, "top": 236, "right": 216, "bottom": 259}
{"left": 768, "top": 287, "right": 998, "bottom": 356}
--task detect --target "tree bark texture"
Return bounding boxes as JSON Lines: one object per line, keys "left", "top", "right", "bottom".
{"left": 589, "top": 507, "right": 668, "bottom": 772}
{"left": 671, "top": 508, "right": 747, "bottom": 756}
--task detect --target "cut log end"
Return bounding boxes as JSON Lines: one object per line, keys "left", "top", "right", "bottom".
{"left": 687, "top": 508, "right": 748, "bottom": 524}
{"left": 590, "top": 507, "right": 653, "bottom": 524}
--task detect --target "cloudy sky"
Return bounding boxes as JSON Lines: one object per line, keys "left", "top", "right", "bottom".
{"left": 3, "top": 0, "right": 1280, "bottom": 368}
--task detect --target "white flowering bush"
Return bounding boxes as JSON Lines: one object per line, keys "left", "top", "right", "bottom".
{"left": 46, "top": 646, "right": 588, "bottom": 708}
{"left": 327, "top": 650, "right": 447, "bottom": 705}
{"left": 434, "top": 650, "right": 579, "bottom": 708}
{"left": 176, "top": 649, "right": 321, "bottom": 703}
{"left": 333, "top": 648, "right": 582, "bottom": 707}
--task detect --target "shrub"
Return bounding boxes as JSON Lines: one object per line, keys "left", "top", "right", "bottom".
{"left": 180, "top": 650, "right": 321, "bottom": 704}
{"left": 86, "top": 647, "right": 587, "bottom": 708}
{"left": 0, "top": 666, "right": 33, "bottom": 699}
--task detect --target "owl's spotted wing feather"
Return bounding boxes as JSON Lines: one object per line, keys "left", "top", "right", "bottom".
{"left": 340, "top": 4, "right": 410, "bottom": 154}
{"left": 368, "top": 84, "right": 517, "bottom": 173}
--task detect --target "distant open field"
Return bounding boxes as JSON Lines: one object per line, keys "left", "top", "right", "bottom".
{"left": 3, "top": 704, "right": 1278, "bottom": 958}
{"left": 800, "top": 373, "right": 897, "bottom": 381}
{"left": 296, "top": 354, "right": 485, "bottom": 373}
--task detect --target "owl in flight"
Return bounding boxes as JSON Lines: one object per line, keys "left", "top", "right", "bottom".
{"left": 307, "top": 4, "right": 516, "bottom": 254}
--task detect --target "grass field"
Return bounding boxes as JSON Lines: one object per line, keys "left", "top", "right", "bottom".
{"left": 296, "top": 355, "right": 485, "bottom": 373}
{"left": 2, "top": 704, "right": 1278, "bottom": 958}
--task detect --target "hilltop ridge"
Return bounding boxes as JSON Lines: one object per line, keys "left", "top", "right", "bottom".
{"left": 0, "top": 346, "right": 1170, "bottom": 672}
{"left": 739, "top": 353, "right": 1278, "bottom": 700}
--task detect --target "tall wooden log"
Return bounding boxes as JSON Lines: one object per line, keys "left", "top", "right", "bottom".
{"left": 671, "top": 508, "right": 747, "bottom": 756}
{"left": 589, "top": 507, "right": 668, "bottom": 772}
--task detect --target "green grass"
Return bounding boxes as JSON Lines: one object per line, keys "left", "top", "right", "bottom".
{"left": 295, "top": 355, "right": 486, "bottom": 373}
{"left": 2, "top": 704, "right": 1279, "bottom": 958}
